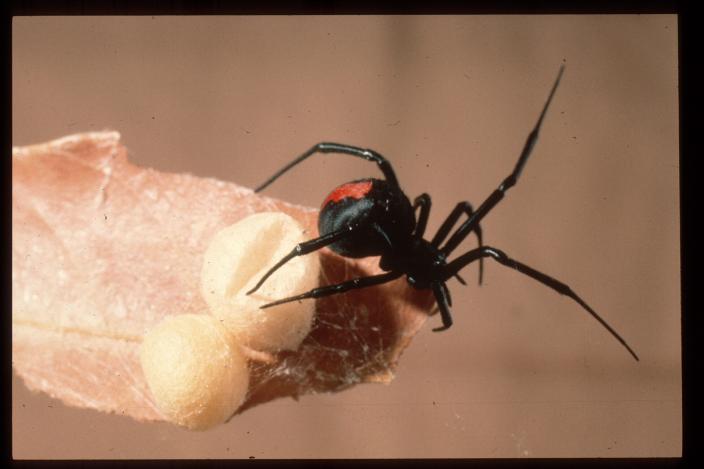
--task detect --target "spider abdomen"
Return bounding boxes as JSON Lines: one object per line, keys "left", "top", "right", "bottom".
{"left": 319, "top": 178, "right": 415, "bottom": 258}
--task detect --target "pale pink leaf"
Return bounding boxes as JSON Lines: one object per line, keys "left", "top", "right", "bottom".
{"left": 12, "top": 132, "right": 434, "bottom": 423}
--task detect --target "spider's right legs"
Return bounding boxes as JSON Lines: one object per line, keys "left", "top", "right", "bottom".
{"left": 246, "top": 222, "right": 368, "bottom": 295}
{"left": 431, "top": 282, "right": 454, "bottom": 332}
{"left": 259, "top": 271, "right": 403, "bottom": 309}
{"left": 443, "top": 245, "right": 639, "bottom": 361}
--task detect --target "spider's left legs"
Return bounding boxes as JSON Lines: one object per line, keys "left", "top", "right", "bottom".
{"left": 431, "top": 201, "right": 485, "bottom": 285}
{"left": 440, "top": 65, "right": 564, "bottom": 256}
{"left": 413, "top": 193, "right": 432, "bottom": 238}
{"left": 255, "top": 142, "right": 400, "bottom": 192}
{"left": 413, "top": 196, "right": 483, "bottom": 286}
{"left": 259, "top": 271, "right": 403, "bottom": 309}
{"left": 443, "top": 245, "right": 640, "bottom": 361}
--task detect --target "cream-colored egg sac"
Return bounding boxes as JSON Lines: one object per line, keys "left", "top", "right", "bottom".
{"left": 201, "top": 212, "right": 320, "bottom": 352}
{"left": 140, "top": 314, "right": 250, "bottom": 430}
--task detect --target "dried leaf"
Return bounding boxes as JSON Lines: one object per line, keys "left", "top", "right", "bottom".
{"left": 12, "top": 132, "right": 434, "bottom": 423}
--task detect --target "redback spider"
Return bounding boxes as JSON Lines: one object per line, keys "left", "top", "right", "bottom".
{"left": 246, "top": 65, "right": 639, "bottom": 361}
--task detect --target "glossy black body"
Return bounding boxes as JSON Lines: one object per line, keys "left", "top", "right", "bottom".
{"left": 245, "top": 66, "right": 639, "bottom": 361}
{"left": 319, "top": 178, "right": 415, "bottom": 258}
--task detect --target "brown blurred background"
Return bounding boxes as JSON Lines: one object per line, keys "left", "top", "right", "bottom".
{"left": 12, "top": 15, "right": 679, "bottom": 458}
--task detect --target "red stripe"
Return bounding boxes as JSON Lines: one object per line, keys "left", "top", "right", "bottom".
{"left": 322, "top": 180, "right": 373, "bottom": 207}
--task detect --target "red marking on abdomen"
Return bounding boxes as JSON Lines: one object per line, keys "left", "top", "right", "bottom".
{"left": 322, "top": 180, "right": 373, "bottom": 207}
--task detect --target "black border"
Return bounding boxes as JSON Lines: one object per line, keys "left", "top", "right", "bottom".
{"left": 4, "top": 0, "right": 692, "bottom": 467}
{"left": 7, "top": 0, "right": 683, "bottom": 16}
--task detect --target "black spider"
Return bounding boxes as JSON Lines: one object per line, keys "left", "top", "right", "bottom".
{"left": 246, "top": 65, "right": 638, "bottom": 361}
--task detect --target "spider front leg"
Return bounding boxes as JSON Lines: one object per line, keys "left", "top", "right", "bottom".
{"left": 444, "top": 245, "right": 639, "bottom": 361}
{"left": 440, "top": 65, "right": 564, "bottom": 257}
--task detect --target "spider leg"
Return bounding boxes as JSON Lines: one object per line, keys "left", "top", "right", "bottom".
{"left": 414, "top": 196, "right": 474, "bottom": 285}
{"left": 259, "top": 271, "right": 403, "bottom": 309}
{"left": 246, "top": 222, "right": 369, "bottom": 295}
{"left": 441, "top": 65, "right": 564, "bottom": 257}
{"left": 431, "top": 201, "right": 485, "bottom": 285}
{"left": 431, "top": 282, "right": 453, "bottom": 332}
{"left": 441, "top": 281, "right": 453, "bottom": 307}
{"left": 444, "top": 245, "right": 639, "bottom": 361}
{"left": 255, "top": 142, "right": 399, "bottom": 192}
{"left": 413, "top": 193, "right": 431, "bottom": 238}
